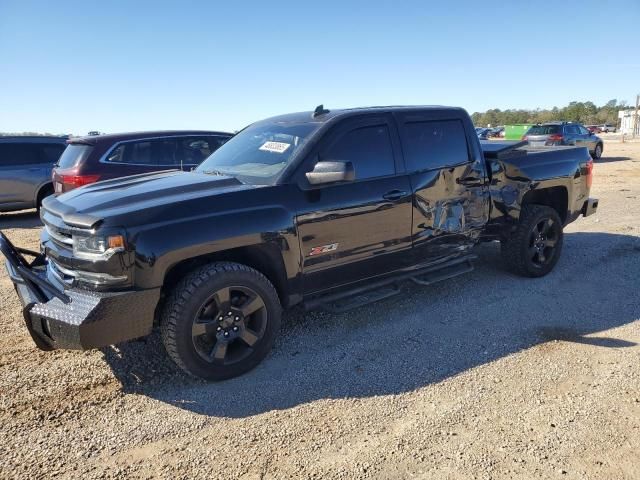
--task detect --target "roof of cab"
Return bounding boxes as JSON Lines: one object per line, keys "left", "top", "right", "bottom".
{"left": 67, "top": 130, "right": 233, "bottom": 146}
{"left": 260, "top": 105, "right": 467, "bottom": 124}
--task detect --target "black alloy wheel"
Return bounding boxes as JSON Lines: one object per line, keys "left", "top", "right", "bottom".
{"left": 501, "top": 204, "right": 564, "bottom": 278}
{"left": 191, "top": 285, "right": 267, "bottom": 365}
{"left": 527, "top": 217, "right": 560, "bottom": 268}
{"left": 161, "top": 262, "right": 281, "bottom": 380}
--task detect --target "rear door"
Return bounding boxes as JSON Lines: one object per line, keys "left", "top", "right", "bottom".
{"left": 296, "top": 115, "right": 413, "bottom": 294}
{"left": 564, "top": 125, "right": 581, "bottom": 145}
{"left": 394, "top": 112, "right": 489, "bottom": 265}
{"left": 577, "top": 125, "right": 596, "bottom": 150}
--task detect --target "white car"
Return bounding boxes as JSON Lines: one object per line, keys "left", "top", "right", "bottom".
{"left": 600, "top": 124, "right": 616, "bottom": 133}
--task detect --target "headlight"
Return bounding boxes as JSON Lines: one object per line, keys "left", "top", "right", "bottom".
{"left": 72, "top": 234, "right": 125, "bottom": 260}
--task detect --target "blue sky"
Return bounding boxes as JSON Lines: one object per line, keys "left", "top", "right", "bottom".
{"left": 1, "top": 0, "right": 638, "bottom": 134}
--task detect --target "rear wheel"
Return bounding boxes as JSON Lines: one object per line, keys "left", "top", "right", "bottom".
{"left": 591, "top": 143, "right": 603, "bottom": 160}
{"left": 501, "top": 205, "right": 564, "bottom": 278}
{"left": 160, "top": 262, "right": 281, "bottom": 380}
{"left": 36, "top": 184, "right": 54, "bottom": 211}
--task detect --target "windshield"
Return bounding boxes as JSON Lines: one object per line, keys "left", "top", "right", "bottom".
{"left": 527, "top": 125, "right": 561, "bottom": 135}
{"left": 196, "top": 122, "right": 320, "bottom": 184}
{"left": 57, "top": 144, "right": 94, "bottom": 168}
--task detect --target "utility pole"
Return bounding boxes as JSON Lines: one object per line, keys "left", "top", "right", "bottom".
{"left": 634, "top": 94, "right": 639, "bottom": 139}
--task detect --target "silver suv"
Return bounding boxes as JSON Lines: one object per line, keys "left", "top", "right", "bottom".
{"left": 523, "top": 123, "right": 604, "bottom": 159}
{"left": 0, "top": 136, "right": 67, "bottom": 212}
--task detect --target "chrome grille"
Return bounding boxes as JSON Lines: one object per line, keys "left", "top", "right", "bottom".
{"left": 43, "top": 220, "right": 73, "bottom": 249}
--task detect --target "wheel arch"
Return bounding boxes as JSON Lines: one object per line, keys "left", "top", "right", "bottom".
{"left": 35, "top": 182, "right": 54, "bottom": 207}
{"left": 521, "top": 186, "right": 568, "bottom": 224}
{"left": 161, "top": 243, "right": 291, "bottom": 308}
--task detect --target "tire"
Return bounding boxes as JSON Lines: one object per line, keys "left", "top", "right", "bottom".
{"left": 591, "top": 143, "right": 603, "bottom": 160}
{"left": 501, "top": 205, "right": 564, "bottom": 278}
{"left": 36, "top": 184, "right": 54, "bottom": 211}
{"left": 160, "top": 262, "right": 281, "bottom": 380}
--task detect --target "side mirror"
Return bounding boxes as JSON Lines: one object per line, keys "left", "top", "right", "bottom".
{"left": 306, "top": 161, "right": 355, "bottom": 185}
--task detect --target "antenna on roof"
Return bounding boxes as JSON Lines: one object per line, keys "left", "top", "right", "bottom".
{"left": 312, "top": 104, "right": 330, "bottom": 118}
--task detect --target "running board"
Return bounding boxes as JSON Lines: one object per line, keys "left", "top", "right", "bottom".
{"left": 320, "top": 285, "right": 401, "bottom": 314}
{"left": 304, "top": 255, "right": 476, "bottom": 313}
{"left": 410, "top": 258, "right": 475, "bottom": 286}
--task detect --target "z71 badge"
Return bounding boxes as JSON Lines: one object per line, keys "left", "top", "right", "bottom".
{"left": 309, "top": 243, "right": 339, "bottom": 256}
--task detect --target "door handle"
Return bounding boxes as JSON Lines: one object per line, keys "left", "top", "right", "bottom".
{"left": 382, "top": 190, "right": 408, "bottom": 201}
{"left": 457, "top": 176, "right": 483, "bottom": 186}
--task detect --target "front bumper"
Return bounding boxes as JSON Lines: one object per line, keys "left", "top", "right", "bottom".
{"left": 582, "top": 197, "right": 599, "bottom": 217}
{"left": 1, "top": 232, "right": 159, "bottom": 351}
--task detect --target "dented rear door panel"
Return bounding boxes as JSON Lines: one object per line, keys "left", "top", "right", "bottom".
{"left": 409, "top": 160, "right": 489, "bottom": 263}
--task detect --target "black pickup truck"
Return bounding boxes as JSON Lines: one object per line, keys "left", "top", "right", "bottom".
{"left": 1, "top": 105, "right": 598, "bottom": 380}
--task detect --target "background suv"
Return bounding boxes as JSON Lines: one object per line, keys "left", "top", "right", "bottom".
{"left": 523, "top": 122, "right": 604, "bottom": 159}
{"left": 0, "top": 136, "right": 67, "bottom": 212}
{"left": 52, "top": 130, "right": 233, "bottom": 193}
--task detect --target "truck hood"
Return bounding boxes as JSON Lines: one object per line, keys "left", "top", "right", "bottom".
{"left": 42, "top": 170, "right": 254, "bottom": 229}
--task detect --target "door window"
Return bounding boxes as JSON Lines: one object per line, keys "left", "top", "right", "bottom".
{"left": 565, "top": 125, "right": 580, "bottom": 135}
{"left": 106, "top": 138, "right": 181, "bottom": 166}
{"left": 577, "top": 126, "right": 590, "bottom": 135}
{"left": 321, "top": 125, "right": 395, "bottom": 180}
{"left": 39, "top": 144, "right": 66, "bottom": 164}
{"left": 0, "top": 144, "right": 39, "bottom": 166}
{"left": 152, "top": 140, "right": 179, "bottom": 165}
{"left": 401, "top": 120, "right": 470, "bottom": 172}
{"left": 179, "top": 137, "right": 226, "bottom": 165}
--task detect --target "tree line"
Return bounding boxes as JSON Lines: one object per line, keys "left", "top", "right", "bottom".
{"left": 471, "top": 99, "right": 632, "bottom": 127}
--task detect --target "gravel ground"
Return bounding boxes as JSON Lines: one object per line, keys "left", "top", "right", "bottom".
{"left": 0, "top": 141, "right": 639, "bottom": 479}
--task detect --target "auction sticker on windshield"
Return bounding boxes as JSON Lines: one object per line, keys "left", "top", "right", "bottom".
{"left": 259, "top": 141, "right": 291, "bottom": 154}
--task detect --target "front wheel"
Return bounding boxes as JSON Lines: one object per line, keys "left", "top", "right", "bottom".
{"left": 501, "top": 205, "right": 564, "bottom": 277}
{"left": 160, "top": 262, "right": 281, "bottom": 380}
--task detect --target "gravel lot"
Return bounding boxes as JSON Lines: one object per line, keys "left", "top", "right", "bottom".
{"left": 1, "top": 141, "right": 639, "bottom": 479}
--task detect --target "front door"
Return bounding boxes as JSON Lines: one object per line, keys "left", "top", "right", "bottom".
{"left": 296, "top": 116, "right": 413, "bottom": 294}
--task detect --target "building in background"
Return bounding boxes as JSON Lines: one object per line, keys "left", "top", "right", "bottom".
{"left": 619, "top": 110, "right": 639, "bottom": 136}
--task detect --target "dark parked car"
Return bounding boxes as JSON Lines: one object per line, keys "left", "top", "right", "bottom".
{"left": 0, "top": 136, "right": 67, "bottom": 212}
{"left": 52, "top": 130, "right": 232, "bottom": 193}
{"left": 523, "top": 122, "right": 603, "bottom": 159}
{"left": 476, "top": 127, "right": 491, "bottom": 140}
{"left": 1, "top": 105, "right": 597, "bottom": 381}
{"left": 489, "top": 126, "right": 504, "bottom": 138}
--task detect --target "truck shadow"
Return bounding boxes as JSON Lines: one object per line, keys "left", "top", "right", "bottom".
{"left": 0, "top": 210, "right": 41, "bottom": 229}
{"left": 596, "top": 156, "right": 631, "bottom": 164}
{"left": 102, "top": 231, "right": 640, "bottom": 418}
